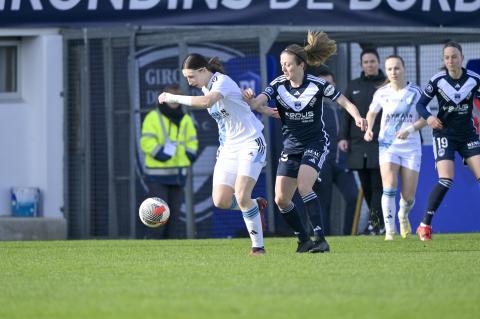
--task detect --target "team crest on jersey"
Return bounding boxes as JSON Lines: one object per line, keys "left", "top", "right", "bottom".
{"left": 324, "top": 84, "right": 335, "bottom": 97}
{"left": 212, "top": 76, "right": 218, "bottom": 82}
{"left": 454, "top": 93, "right": 461, "bottom": 101}
{"left": 426, "top": 84, "right": 434, "bottom": 94}
{"left": 405, "top": 94, "right": 414, "bottom": 105}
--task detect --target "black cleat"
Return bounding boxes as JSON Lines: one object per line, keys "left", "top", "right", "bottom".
{"left": 309, "top": 239, "right": 330, "bottom": 253}
{"left": 296, "top": 240, "right": 315, "bottom": 253}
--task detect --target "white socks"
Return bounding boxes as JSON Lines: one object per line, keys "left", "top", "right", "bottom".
{"left": 241, "top": 200, "right": 264, "bottom": 248}
{"left": 382, "top": 188, "right": 397, "bottom": 234}
{"left": 398, "top": 198, "right": 414, "bottom": 220}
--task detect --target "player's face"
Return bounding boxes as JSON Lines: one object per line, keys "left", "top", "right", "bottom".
{"left": 385, "top": 58, "right": 404, "bottom": 84}
{"left": 361, "top": 53, "right": 380, "bottom": 76}
{"left": 280, "top": 52, "right": 304, "bottom": 82}
{"left": 182, "top": 68, "right": 208, "bottom": 88}
{"left": 443, "top": 47, "right": 463, "bottom": 73}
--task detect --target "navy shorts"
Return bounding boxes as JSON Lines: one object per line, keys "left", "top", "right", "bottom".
{"left": 432, "top": 133, "right": 480, "bottom": 162}
{"left": 276, "top": 143, "right": 329, "bottom": 178}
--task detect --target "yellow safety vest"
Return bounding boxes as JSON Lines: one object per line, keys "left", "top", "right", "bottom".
{"left": 140, "top": 110, "right": 198, "bottom": 180}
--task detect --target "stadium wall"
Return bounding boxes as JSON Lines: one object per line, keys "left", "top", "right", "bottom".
{"left": 0, "top": 29, "right": 64, "bottom": 221}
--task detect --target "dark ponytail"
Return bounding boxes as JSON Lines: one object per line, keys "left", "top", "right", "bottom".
{"left": 182, "top": 53, "right": 225, "bottom": 74}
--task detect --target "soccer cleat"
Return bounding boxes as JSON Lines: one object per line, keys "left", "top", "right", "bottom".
{"left": 296, "top": 240, "right": 315, "bottom": 253}
{"left": 309, "top": 239, "right": 330, "bottom": 253}
{"left": 384, "top": 232, "right": 395, "bottom": 241}
{"left": 256, "top": 197, "right": 267, "bottom": 232}
{"left": 377, "top": 226, "right": 386, "bottom": 236}
{"left": 398, "top": 214, "right": 412, "bottom": 239}
{"left": 249, "top": 247, "right": 266, "bottom": 256}
{"left": 417, "top": 224, "right": 432, "bottom": 241}
{"left": 362, "top": 221, "right": 377, "bottom": 236}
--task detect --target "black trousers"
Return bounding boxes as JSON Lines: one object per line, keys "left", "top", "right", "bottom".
{"left": 356, "top": 168, "right": 383, "bottom": 225}
{"left": 145, "top": 182, "right": 184, "bottom": 239}
{"left": 314, "top": 156, "right": 358, "bottom": 235}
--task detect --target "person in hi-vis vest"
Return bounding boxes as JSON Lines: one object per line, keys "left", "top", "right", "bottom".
{"left": 140, "top": 84, "right": 198, "bottom": 239}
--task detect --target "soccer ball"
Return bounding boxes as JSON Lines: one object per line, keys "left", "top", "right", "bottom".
{"left": 138, "top": 197, "right": 170, "bottom": 228}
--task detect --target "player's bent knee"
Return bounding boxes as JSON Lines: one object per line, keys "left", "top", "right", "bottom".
{"left": 212, "top": 196, "right": 231, "bottom": 209}
{"left": 274, "top": 195, "right": 290, "bottom": 209}
{"left": 235, "top": 195, "right": 252, "bottom": 209}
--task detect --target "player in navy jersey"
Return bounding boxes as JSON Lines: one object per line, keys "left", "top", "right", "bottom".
{"left": 244, "top": 31, "right": 367, "bottom": 253}
{"left": 416, "top": 42, "right": 480, "bottom": 241}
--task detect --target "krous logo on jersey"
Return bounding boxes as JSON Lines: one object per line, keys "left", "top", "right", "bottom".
{"left": 285, "top": 111, "right": 314, "bottom": 122}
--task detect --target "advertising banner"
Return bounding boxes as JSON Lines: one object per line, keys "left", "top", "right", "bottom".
{"left": 1, "top": 1, "right": 479, "bottom": 27}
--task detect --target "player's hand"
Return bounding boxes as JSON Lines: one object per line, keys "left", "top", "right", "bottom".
{"left": 427, "top": 115, "right": 443, "bottom": 129}
{"left": 355, "top": 117, "right": 368, "bottom": 131}
{"left": 364, "top": 130, "right": 374, "bottom": 142}
{"left": 396, "top": 129, "right": 409, "bottom": 140}
{"left": 158, "top": 92, "right": 167, "bottom": 104}
{"left": 242, "top": 88, "right": 255, "bottom": 102}
{"left": 259, "top": 106, "right": 280, "bottom": 118}
{"left": 338, "top": 139, "right": 349, "bottom": 151}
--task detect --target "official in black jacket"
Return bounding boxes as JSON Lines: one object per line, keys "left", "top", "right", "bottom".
{"left": 338, "top": 48, "right": 386, "bottom": 235}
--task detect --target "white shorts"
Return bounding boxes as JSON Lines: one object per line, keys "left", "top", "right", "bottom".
{"left": 213, "top": 136, "right": 267, "bottom": 188}
{"left": 379, "top": 149, "right": 422, "bottom": 172}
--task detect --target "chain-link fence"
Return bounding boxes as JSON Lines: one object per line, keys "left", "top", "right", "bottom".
{"left": 63, "top": 26, "right": 480, "bottom": 239}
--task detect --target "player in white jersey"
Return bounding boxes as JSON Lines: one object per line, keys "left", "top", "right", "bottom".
{"left": 158, "top": 53, "right": 277, "bottom": 256}
{"left": 364, "top": 55, "right": 426, "bottom": 240}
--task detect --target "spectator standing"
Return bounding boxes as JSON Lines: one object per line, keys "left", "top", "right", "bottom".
{"left": 339, "top": 48, "right": 386, "bottom": 235}
{"left": 140, "top": 84, "right": 198, "bottom": 239}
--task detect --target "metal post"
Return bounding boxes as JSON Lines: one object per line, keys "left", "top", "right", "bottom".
{"left": 178, "top": 40, "right": 196, "bottom": 239}
{"left": 104, "top": 38, "right": 119, "bottom": 238}
{"left": 259, "top": 28, "right": 279, "bottom": 233}
{"left": 128, "top": 30, "right": 138, "bottom": 238}
{"left": 82, "top": 28, "right": 92, "bottom": 238}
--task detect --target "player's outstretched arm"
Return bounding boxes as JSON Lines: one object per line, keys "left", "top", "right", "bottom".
{"left": 158, "top": 91, "right": 222, "bottom": 109}
{"left": 336, "top": 94, "right": 367, "bottom": 131}
{"left": 242, "top": 89, "right": 279, "bottom": 118}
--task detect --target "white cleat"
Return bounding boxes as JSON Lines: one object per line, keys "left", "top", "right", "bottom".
{"left": 384, "top": 232, "right": 395, "bottom": 241}
{"left": 398, "top": 214, "right": 412, "bottom": 239}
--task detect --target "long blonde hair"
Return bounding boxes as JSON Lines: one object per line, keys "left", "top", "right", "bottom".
{"left": 283, "top": 31, "right": 337, "bottom": 68}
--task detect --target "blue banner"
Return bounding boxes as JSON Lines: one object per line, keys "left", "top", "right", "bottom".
{"left": 1, "top": 0, "right": 479, "bottom": 27}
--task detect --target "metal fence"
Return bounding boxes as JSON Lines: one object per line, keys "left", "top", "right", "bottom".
{"left": 63, "top": 26, "right": 480, "bottom": 239}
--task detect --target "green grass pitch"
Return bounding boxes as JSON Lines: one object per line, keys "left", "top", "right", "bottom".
{"left": 1, "top": 234, "right": 479, "bottom": 319}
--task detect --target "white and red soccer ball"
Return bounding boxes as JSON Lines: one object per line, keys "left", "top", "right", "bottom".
{"left": 138, "top": 197, "right": 170, "bottom": 228}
